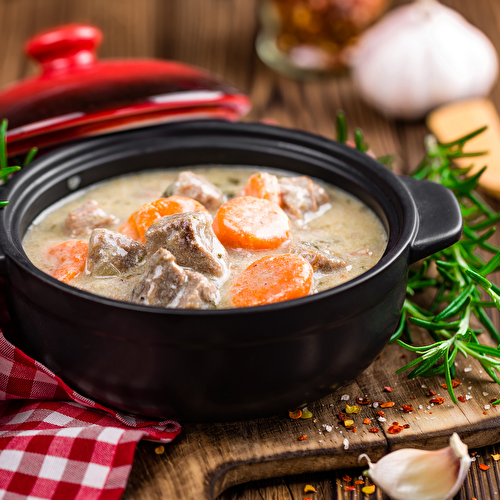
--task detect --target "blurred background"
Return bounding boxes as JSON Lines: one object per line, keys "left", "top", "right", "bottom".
{"left": 2, "top": 0, "right": 499, "bottom": 176}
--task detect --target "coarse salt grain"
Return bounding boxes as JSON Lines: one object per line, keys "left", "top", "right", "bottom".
{"left": 466, "top": 395, "right": 473, "bottom": 400}
{"left": 378, "top": 417, "right": 386, "bottom": 422}
{"left": 464, "top": 368, "right": 472, "bottom": 372}
{"left": 483, "top": 392, "right": 489, "bottom": 397}
{"left": 319, "top": 440, "right": 323, "bottom": 443}
{"left": 343, "top": 438, "right": 349, "bottom": 450}
{"left": 419, "top": 405, "right": 423, "bottom": 410}
{"left": 323, "top": 425, "right": 333, "bottom": 432}
{"left": 373, "top": 402, "right": 379, "bottom": 408}
{"left": 341, "top": 395, "right": 350, "bottom": 401}
{"left": 421, "top": 385, "right": 427, "bottom": 389}
{"left": 485, "top": 405, "right": 491, "bottom": 410}
{"left": 468, "top": 387, "right": 472, "bottom": 391}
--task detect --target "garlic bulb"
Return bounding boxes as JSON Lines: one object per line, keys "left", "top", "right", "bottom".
{"left": 359, "top": 433, "right": 471, "bottom": 500}
{"left": 351, "top": 0, "right": 498, "bottom": 120}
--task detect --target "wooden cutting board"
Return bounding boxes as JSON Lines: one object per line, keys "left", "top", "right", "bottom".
{"left": 123, "top": 327, "right": 500, "bottom": 500}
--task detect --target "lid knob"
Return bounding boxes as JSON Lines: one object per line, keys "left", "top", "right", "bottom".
{"left": 25, "top": 24, "right": 102, "bottom": 74}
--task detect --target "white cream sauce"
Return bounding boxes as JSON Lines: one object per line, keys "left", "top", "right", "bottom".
{"left": 22, "top": 166, "right": 387, "bottom": 308}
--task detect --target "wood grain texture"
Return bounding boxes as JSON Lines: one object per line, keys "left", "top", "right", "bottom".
{"left": 2, "top": 0, "right": 500, "bottom": 498}
{"left": 121, "top": 330, "right": 500, "bottom": 500}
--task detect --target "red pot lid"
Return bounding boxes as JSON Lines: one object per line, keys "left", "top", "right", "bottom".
{"left": 1, "top": 25, "right": 251, "bottom": 156}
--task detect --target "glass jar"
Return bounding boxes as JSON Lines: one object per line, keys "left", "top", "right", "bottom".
{"left": 256, "top": 0, "right": 391, "bottom": 79}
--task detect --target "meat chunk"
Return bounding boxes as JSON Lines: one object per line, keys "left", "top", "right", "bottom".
{"left": 289, "top": 241, "right": 346, "bottom": 272}
{"left": 65, "top": 200, "right": 118, "bottom": 237}
{"left": 131, "top": 248, "right": 219, "bottom": 309}
{"left": 278, "top": 176, "right": 330, "bottom": 220}
{"left": 145, "top": 212, "right": 228, "bottom": 278}
{"left": 87, "top": 229, "right": 146, "bottom": 276}
{"left": 163, "top": 171, "right": 225, "bottom": 211}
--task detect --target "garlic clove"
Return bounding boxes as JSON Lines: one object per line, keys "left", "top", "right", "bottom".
{"left": 359, "top": 433, "right": 471, "bottom": 500}
{"left": 351, "top": 0, "right": 498, "bottom": 120}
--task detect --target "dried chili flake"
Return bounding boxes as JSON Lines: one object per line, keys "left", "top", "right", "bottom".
{"left": 377, "top": 354, "right": 382, "bottom": 359}
{"left": 428, "top": 389, "right": 437, "bottom": 396}
{"left": 376, "top": 411, "right": 385, "bottom": 417}
{"left": 479, "top": 464, "right": 490, "bottom": 471}
{"left": 345, "top": 486, "right": 356, "bottom": 492}
{"left": 392, "top": 421, "right": 399, "bottom": 425}
{"left": 492, "top": 454, "right": 500, "bottom": 461}
{"left": 429, "top": 412, "right": 433, "bottom": 414}
{"left": 458, "top": 395, "right": 467, "bottom": 403}
{"left": 483, "top": 411, "right": 488, "bottom": 415}
{"left": 410, "top": 396, "right": 417, "bottom": 399}
{"left": 298, "top": 434, "right": 307, "bottom": 441}
{"left": 289, "top": 409, "right": 302, "bottom": 419}
{"left": 342, "top": 475, "right": 352, "bottom": 482}
{"left": 369, "top": 427, "right": 380, "bottom": 433}
{"left": 388, "top": 425, "right": 403, "bottom": 434}
{"left": 362, "top": 485, "right": 376, "bottom": 495}
{"left": 471, "top": 451, "right": 478, "bottom": 456}
{"left": 345, "top": 404, "right": 361, "bottom": 414}
{"left": 304, "top": 484, "right": 316, "bottom": 492}
{"left": 355, "top": 480, "right": 365, "bottom": 485}
{"left": 344, "top": 419, "right": 354, "bottom": 428}
{"left": 154, "top": 445, "right": 165, "bottom": 455}
{"left": 357, "top": 397, "right": 370, "bottom": 405}
{"left": 301, "top": 410, "right": 313, "bottom": 419}
{"left": 383, "top": 386, "right": 393, "bottom": 392}
{"left": 352, "top": 426, "right": 357, "bottom": 433}
{"left": 401, "top": 353, "right": 407, "bottom": 358}
{"left": 337, "top": 411, "right": 349, "bottom": 421}
{"left": 430, "top": 397, "right": 445, "bottom": 405}
{"left": 363, "top": 418, "right": 372, "bottom": 424}
{"left": 403, "top": 424, "right": 410, "bottom": 429}
{"left": 380, "top": 401, "right": 395, "bottom": 408}
{"left": 441, "top": 379, "right": 461, "bottom": 388}
{"left": 304, "top": 498, "right": 313, "bottom": 500}
{"left": 401, "top": 404, "right": 414, "bottom": 413}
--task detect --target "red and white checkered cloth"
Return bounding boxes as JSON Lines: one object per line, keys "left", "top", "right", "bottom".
{"left": 0, "top": 330, "right": 181, "bottom": 500}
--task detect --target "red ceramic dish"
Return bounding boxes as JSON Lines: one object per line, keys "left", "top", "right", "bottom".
{"left": 0, "top": 25, "right": 250, "bottom": 156}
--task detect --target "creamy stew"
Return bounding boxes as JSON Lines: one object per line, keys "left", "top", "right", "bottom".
{"left": 22, "top": 166, "right": 387, "bottom": 308}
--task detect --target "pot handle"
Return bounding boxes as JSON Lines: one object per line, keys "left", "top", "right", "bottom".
{"left": 0, "top": 249, "right": 6, "bottom": 278}
{"left": 399, "top": 176, "right": 463, "bottom": 264}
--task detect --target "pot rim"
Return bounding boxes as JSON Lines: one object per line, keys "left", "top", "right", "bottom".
{"left": 0, "top": 120, "right": 417, "bottom": 315}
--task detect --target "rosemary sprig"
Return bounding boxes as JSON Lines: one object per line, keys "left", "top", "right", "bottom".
{"left": 335, "top": 111, "right": 500, "bottom": 405}
{"left": 0, "top": 119, "right": 37, "bottom": 206}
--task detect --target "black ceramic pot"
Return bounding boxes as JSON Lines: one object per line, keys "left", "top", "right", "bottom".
{"left": 0, "top": 121, "right": 462, "bottom": 422}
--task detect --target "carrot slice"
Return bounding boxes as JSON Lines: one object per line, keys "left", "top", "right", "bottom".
{"left": 212, "top": 196, "right": 290, "bottom": 249}
{"left": 47, "top": 240, "right": 89, "bottom": 283}
{"left": 230, "top": 254, "right": 313, "bottom": 307}
{"left": 130, "top": 195, "right": 208, "bottom": 242}
{"left": 119, "top": 216, "right": 141, "bottom": 241}
{"left": 242, "top": 172, "right": 281, "bottom": 206}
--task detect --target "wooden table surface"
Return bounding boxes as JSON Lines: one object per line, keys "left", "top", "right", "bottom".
{"left": 2, "top": 0, "right": 500, "bottom": 498}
